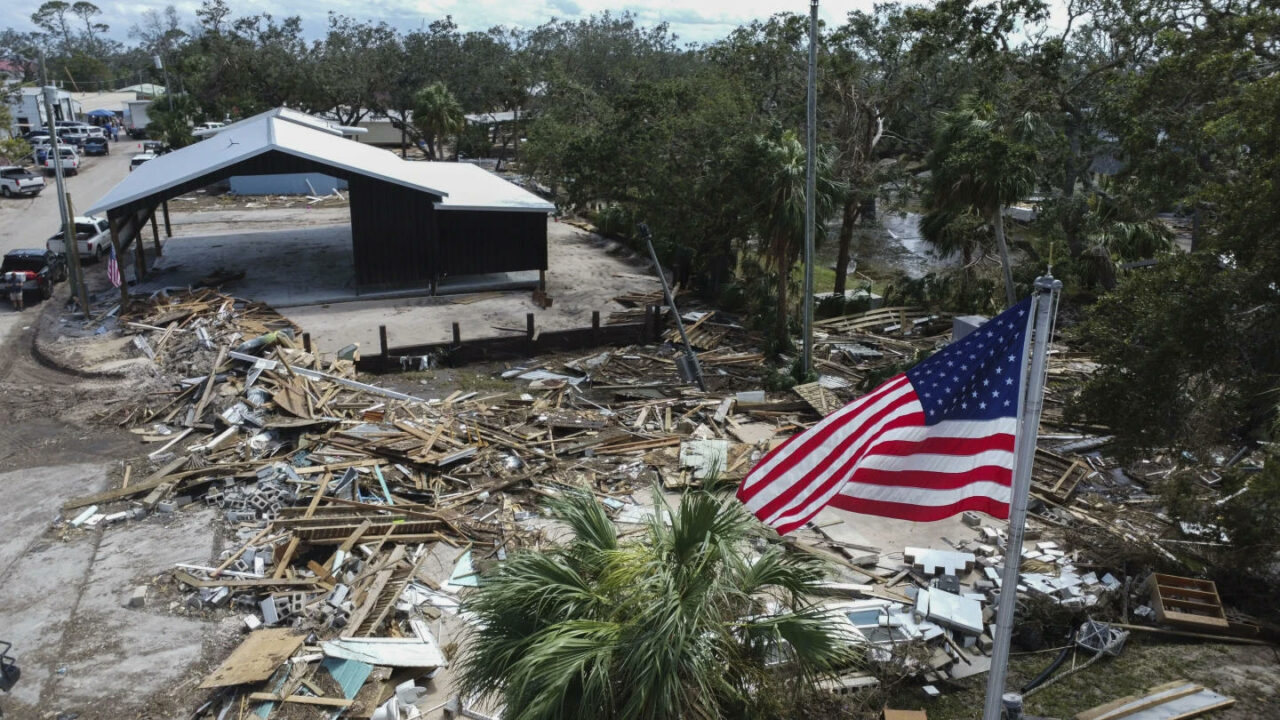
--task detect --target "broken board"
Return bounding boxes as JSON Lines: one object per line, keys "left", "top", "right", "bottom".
{"left": 1075, "top": 679, "right": 1234, "bottom": 720}
{"left": 198, "top": 628, "right": 304, "bottom": 689}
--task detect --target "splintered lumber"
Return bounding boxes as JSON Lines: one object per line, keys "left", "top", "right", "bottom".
{"left": 63, "top": 454, "right": 190, "bottom": 510}
{"left": 175, "top": 570, "right": 321, "bottom": 590}
{"left": 793, "top": 381, "right": 842, "bottom": 416}
{"left": 198, "top": 628, "right": 304, "bottom": 689}
{"left": 1074, "top": 680, "right": 1234, "bottom": 720}
{"left": 246, "top": 694, "right": 353, "bottom": 708}
{"left": 344, "top": 545, "right": 406, "bottom": 636}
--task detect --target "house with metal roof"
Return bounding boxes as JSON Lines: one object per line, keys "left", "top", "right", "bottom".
{"left": 88, "top": 107, "right": 554, "bottom": 293}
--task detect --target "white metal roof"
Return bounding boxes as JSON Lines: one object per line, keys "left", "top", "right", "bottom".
{"left": 410, "top": 162, "right": 553, "bottom": 213}
{"left": 88, "top": 107, "right": 553, "bottom": 216}
{"left": 86, "top": 109, "right": 453, "bottom": 215}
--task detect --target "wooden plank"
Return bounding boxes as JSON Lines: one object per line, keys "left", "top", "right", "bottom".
{"left": 246, "top": 693, "right": 353, "bottom": 708}
{"left": 1076, "top": 682, "right": 1235, "bottom": 720}
{"left": 188, "top": 346, "right": 228, "bottom": 427}
{"left": 197, "top": 628, "right": 304, "bottom": 689}
{"left": 174, "top": 569, "right": 321, "bottom": 590}
{"left": 63, "top": 454, "right": 190, "bottom": 510}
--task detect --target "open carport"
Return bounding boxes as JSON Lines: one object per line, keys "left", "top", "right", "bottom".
{"left": 85, "top": 108, "right": 553, "bottom": 301}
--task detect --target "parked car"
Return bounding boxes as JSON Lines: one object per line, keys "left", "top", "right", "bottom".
{"left": 21, "top": 129, "right": 49, "bottom": 142}
{"left": 196, "top": 121, "right": 225, "bottom": 131}
{"left": 57, "top": 128, "right": 88, "bottom": 146}
{"left": 0, "top": 166, "right": 46, "bottom": 197}
{"left": 1, "top": 249, "right": 66, "bottom": 304}
{"left": 142, "top": 140, "right": 170, "bottom": 155}
{"left": 47, "top": 216, "right": 111, "bottom": 262}
{"left": 82, "top": 136, "right": 109, "bottom": 156}
{"left": 44, "top": 147, "right": 81, "bottom": 176}
{"left": 129, "top": 152, "right": 157, "bottom": 171}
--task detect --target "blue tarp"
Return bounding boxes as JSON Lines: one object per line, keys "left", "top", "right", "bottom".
{"left": 86, "top": 109, "right": 116, "bottom": 117}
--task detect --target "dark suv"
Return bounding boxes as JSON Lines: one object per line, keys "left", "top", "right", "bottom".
{"left": 1, "top": 249, "right": 66, "bottom": 304}
{"left": 82, "top": 136, "right": 109, "bottom": 156}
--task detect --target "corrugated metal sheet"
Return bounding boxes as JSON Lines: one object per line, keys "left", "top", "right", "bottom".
{"left": 436, "top": 209, "right": 547, "bottom": 277}
{"left": 349, "top": 176, "right": 435, "bottom": 287}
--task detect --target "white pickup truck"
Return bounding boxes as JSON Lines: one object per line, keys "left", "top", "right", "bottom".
{"left": 47, "top": 216, "right": 112, "bottom": 262}
{"left": 0, "top": 166, "right": 46, "bottom": 197}
{"left": 43, "top": 146, "right": 81, "bottom": 176}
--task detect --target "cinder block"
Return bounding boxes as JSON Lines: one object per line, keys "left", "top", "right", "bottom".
{"left": 126, "top": 585, "right": 147, "bottom": 608}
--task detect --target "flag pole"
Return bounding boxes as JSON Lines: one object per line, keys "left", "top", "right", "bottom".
{"left": 982, "top": 275, "right": 1061, "bottom": 720}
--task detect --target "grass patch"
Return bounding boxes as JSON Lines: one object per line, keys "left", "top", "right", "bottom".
{"left": 882, "top": 637, "right": 1271, "bottom": 719}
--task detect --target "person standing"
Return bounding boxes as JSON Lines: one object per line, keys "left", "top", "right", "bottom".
{"left": 6, "top": 272, "right": 25, "bottom": 311}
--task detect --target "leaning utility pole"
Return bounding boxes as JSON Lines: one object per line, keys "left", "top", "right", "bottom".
{"left": 39, "top": 52, "right": 89, "bottom": 315}
{"left": 802, "top": 0, "right": 819, "bottom": 376}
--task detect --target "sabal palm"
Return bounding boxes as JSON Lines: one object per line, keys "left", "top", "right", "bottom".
{"left": 457, "top": 488, "right": 856, "bottom": 720}
{"left": 412, "top": 82, "right": 465, "bottom": 160}
{"left": 748, "top": 131, "right": 844, "bottom": 347}
{"left": 924, "top": 103, "right": 1038, "bottom": 306}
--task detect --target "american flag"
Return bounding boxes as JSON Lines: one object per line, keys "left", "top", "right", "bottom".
{"left": 106, "top": 244, "right": 121, "bottom": 288}
{"left": 737, "top": 297, "right": 1033, "bottom": 534}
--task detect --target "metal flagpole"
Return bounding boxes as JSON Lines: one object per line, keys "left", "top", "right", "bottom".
{"left": 982, "top": 275, "right": 1062, "bottom": 720}
{"left": 802, "top": 0, "right": 819, "bottom": 376}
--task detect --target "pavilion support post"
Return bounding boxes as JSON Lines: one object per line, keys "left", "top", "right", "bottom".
{"left": 539, "top": 269, "right": 546, "bottom": 292}
{"left": 133, "top": 213, "right": 148, "bottom": 278}
{"left": 162, "top": 200, "right": 172, "bottom": 237}
{"left": 150, "top": 209, "right": 162, "bottom": 256}
{"left": 109, "top": 216, "right": 128, "bottom": 305}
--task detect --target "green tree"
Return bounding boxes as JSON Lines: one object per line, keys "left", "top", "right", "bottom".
{"left": 146, "top": 92, "right": 196, "bottom": 148}
{"left": 744, "top": 130, "right": 844, "bottom": 348}
{"left": 411, "top": 81, "right": 464, "bottom": 160}
{"left": 922, "top": 102, "right": 1038, "bottom": 306}
{"left": 70, "top": 2, "right": 107, "bottom": 54}
{"left": 298, "top": 14, "right": 397, "bottom": 126}
{"left": 457, "top": 489, "right": 855, "bottom": 720}
{"left": 1070, "top": 0, "right": 1280, "bottom": 457}
{"left": 31, "top": 1, "right": 76, "bottom": 55}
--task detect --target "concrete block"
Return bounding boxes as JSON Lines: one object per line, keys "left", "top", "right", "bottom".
{"left": 961, "top": 511, "right": 982, "bottom": 527}
{"left": 953, "top": 315, "right": 988, "bottom": 341}
{"left": 260, "top": 597, "right": 280, "bottom": 625}
{"left": 244, "top": 614, "right": 262, "bottom": 631}
{"left": 126, "top": 585, "right": 147, "bottom": 608}
{"left": 157, "top": 500, "right": 178, "bottom": 513}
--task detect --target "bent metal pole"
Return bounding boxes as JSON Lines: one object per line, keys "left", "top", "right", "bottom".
{"left": 982, "top": 275, "right": 1061, "bottom": 720}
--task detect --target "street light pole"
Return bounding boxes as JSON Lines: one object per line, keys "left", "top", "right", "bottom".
{"left": 802, "top": 0, "right": 819, "bottom": 376}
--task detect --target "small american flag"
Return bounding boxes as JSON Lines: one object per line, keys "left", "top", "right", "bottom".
{"left": 107, "top": 245, "right": 121, "bottom": 288}
{"left": 737, "top": 297, "right": 1033, "bottom": 533}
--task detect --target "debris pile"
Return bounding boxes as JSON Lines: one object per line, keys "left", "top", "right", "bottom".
{"left": 55, "top": 291, "right": 1268, "bottom": 716}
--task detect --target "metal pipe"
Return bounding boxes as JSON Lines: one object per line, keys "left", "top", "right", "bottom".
{"left": 638, "top": 223, "right": 705, "bottom": 391}
{"left": 982, "top": 276, "right": 1062, "bottom": 720}
{"left": 802, "top": 0, "right": 819, "bottom": 376}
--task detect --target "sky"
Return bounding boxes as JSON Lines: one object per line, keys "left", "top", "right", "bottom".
{"left": 1, "top": 0, "right": 887, "bottom": 47}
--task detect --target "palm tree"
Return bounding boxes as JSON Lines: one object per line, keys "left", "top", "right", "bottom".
{"left": 412, "top": 81, "right": 465, "bottom": 160}
{"left": 747, "top": 131, "right": 845, "bottom": 348}
{"left": 456, "top": 487, "right": 857, "bottom": 720}
{"left": 923, "top": 103, "right": 1038, "bottom": 306}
